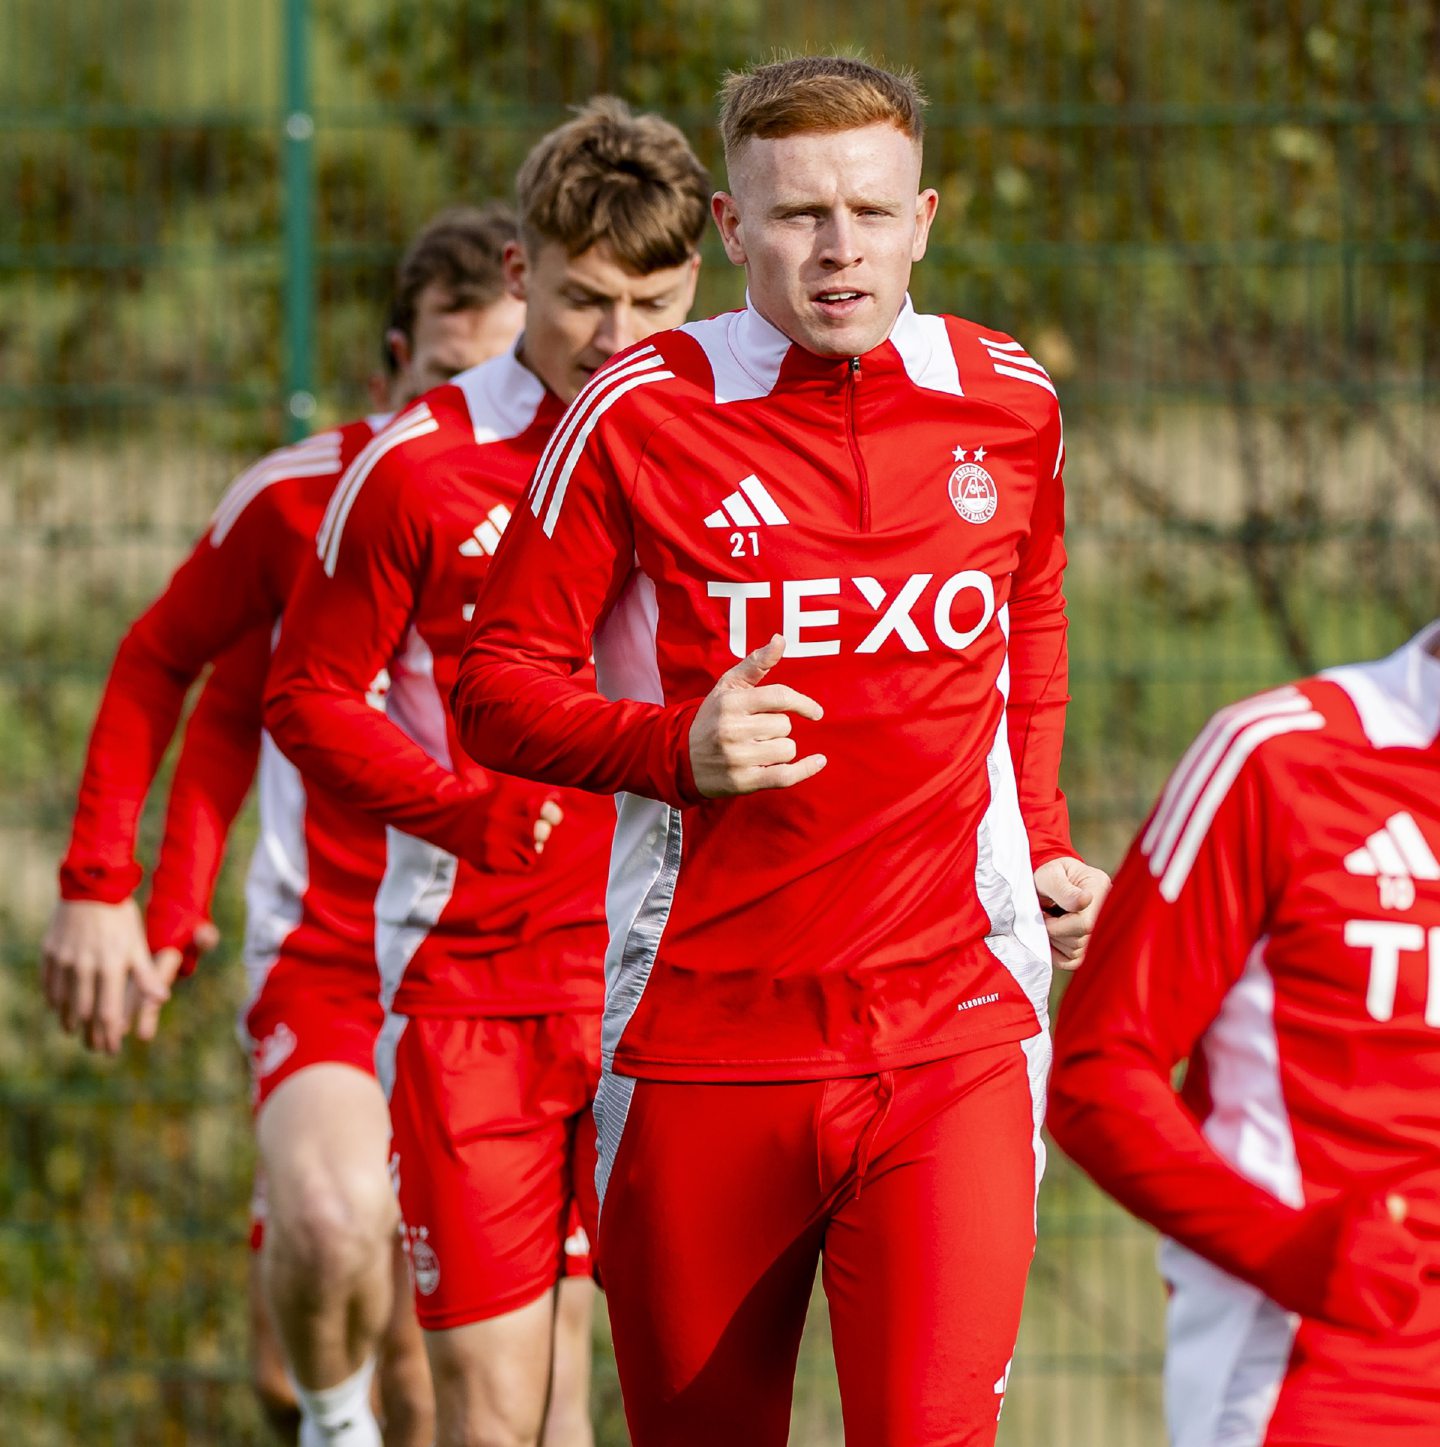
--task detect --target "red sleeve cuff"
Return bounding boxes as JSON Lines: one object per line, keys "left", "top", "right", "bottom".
{"left": 1025, "top": 796, "right": 1074, "bottom": 870}
{"left": 145, "top": 900, "right": 205, "bottom": 977}
{"left": 59, "top": 857, "right": 143, "bottom": 904}
{"left": 665, "top": 699, "right": 706, "bottom": 808}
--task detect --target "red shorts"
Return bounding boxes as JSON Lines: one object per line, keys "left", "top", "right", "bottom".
{"left": 389, "top": 1012, "right": 600, "bottom": 1332}
{"left": 241, "top": 926, "right": 385, "bottom": 1113}
{"left": 596, "top": 1037, "right": 1048, "bottom": 1447}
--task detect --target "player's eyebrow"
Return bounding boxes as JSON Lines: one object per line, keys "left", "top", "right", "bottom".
{"left": 769, "top": 195, "right": 903, "bottom": 218}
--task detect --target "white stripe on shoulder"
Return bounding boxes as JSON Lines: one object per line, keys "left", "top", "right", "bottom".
{"left": 980, "top": 336, "right": 1059, "bottom": 398}
{"left": 1142, "top": 688, "right": 1305, "bottom": 863}
{"left": 539, "top": 364, "right": 674, "bottom": 538}
{"left": 991, "top": 351, "right": 1050, "bottom": 377}
{"left": 315, "top": 406, "right": 439, "bottom": 576}
{"left": 528, "top": 349, "right": 662, "bottom": 515}
{"left": 991, "top": 362, "right": 1058, "bottom": 398}
{"left": 315, "top": 427, "right": 393, "bottom": 562}
{"left": 210, "top": 435, "right": 343, "bottom": 545}
{"left": 1143, "top": 690, "right": 1323, "bottom": 901}
{"left": 1155, "top": 711, "right": 1322, "bottom": 901}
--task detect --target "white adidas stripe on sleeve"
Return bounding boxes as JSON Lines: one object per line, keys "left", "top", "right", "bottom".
{"left": 528, "top": 349, "right": 661, "bottom": 516}
{"left": 1142, "top": 691, "right": 1323, "bottom": 902}
{"left": 1142, "top": 689, "right": 1304, "bottom": 863}
{"left": 1155, "top": 711, "right": 1323, "bottom": 901}
{"left": 990, "top": 363, "right": 1059, "bottom": 398}
{"left": 980, "top": 337, "right": 1060, "bottom": 399}
{"left": 315, "top": 406, "right": 439, "bottom": 576}
{"left": 210, "top": 436, "right": 343, "bottom": 545}
{"left": 538, "top": 363, "right": 675, "bottom": 539}
{"left": 988, "top": 351, "right": 1050, "bottom": 377}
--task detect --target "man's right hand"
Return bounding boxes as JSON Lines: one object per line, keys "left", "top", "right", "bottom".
{"left": 41, "top": 897, "right": 173, "bottom": 1055}
{"left": 688, "top": 634, "right": 827, "bottom": 797}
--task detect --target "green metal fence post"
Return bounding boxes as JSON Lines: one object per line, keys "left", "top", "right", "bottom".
{"left": 282, "top": 0, "right": 316, "bottom": 441}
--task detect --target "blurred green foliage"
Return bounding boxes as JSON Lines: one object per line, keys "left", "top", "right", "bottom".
{"left": 4, "top": 0, "right": 1438, "bottom": 1442}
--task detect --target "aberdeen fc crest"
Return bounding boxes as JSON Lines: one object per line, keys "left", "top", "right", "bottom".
{"left": 406, "top": 1226, "right": 441, "bottom": 1296}
{"left": 947, "top": 446, "right": 997, "bottom": 525}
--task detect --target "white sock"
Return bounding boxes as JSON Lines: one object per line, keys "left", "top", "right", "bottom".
{"left": 293, "top": 1358, "right": 382, "bottom": 1447}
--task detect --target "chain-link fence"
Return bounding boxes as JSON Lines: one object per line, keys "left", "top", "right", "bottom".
{"left": 4, "top": 1, "right": 1438, "bottom": 1441}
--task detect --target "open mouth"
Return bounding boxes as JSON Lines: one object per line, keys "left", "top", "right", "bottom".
{"left": 812, "top": 289, "right": 868, "bottom": 317}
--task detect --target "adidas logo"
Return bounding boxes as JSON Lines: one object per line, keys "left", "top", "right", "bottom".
{"left": 704, "top": 474, "right": 789, "bottom": 530}
{"left": 459, "top": 503, "right": 513, "bottom": 557}
{"left": 1344, "top": 812, "right": 1440, "bottom": 881}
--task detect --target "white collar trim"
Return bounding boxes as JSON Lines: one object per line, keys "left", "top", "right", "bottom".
{"left": 1322, "top": 620, "right": 1440, "bottom": 749}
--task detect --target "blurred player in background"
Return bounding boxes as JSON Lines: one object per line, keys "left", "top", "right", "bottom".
{"left": 452, "top": 56, "right": 1108, "bottom": 1447}
{"left": 1050, "top": 625, "right": 1440, "bottom": 1445}
{"left": 264, "top": 100, "right": 708, "bottom": 1447}
{"left": 42, "top": 204, "right": 523, "bottom": 1446}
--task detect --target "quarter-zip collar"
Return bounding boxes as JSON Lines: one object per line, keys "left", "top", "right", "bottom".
{"left": 1323, "top": 619, "right": 1440, "bottom": 749}
{"left": 731, "top": 292, "right": 940, "bottom": 390}
{"left": 1403, "top": 620, "right": 1440, "bottom": 742}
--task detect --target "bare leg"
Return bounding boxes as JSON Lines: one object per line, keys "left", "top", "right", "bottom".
{"left": 249, "top": 1246, "right": 303, "bottom": 1442}
{"left": 540, "top": 1277, "right": 596, "bottom": 1447}
{"left": 256, "top": 1064, "right": 398, "bottom": 1442}
{"left": 425, "top": 1291, "right": 558, "bottom": 1447}
{"left": 378, "top": 1233, "right": 435, "bottom": 1446}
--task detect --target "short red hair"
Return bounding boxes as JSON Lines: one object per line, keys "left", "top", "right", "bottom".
{"left": 719, "top": 56, "right": 926, "bottom": 165}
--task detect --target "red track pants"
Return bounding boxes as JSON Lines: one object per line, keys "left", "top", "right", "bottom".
{"left": 597, "top": 1037, "right": 1048, "bottom": 1446}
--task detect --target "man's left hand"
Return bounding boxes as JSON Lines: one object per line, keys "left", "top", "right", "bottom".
{"left": 1033, "top": 856, "right": 1112, "bottom": 971}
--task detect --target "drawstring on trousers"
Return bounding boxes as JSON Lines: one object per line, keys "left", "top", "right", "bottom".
{"left": 850, "top": 1071, "right": 895, "bottom": 1201}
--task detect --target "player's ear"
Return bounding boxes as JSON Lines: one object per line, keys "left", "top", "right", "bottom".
{"left": 502, "top": 239, "right": 529, "bottom": 303}
{"left": 912, "top": 189, "right": 940, "bottom": 262}
{"left": 711, "top": 192, "right": 746, "bottom": 266}
{"left": 386, "top": 327, "right": 412, "bottom": 373}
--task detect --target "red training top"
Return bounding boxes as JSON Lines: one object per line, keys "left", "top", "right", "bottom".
{"left": 1050, "top": 627, "right": 1440, "bottom": 1441}
{"left": 59, "top": 421, "right": 386, "bottom": 969}
{"left": 264, "top": 351, "right": 610, "bottom": 1018}
{"left": 454, "top": 299, "right": 1074, "bottom": 1081}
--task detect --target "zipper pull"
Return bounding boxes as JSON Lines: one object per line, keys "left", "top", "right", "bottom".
{"left": 849, "top": 355, "right": 862, "bottom": 383}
